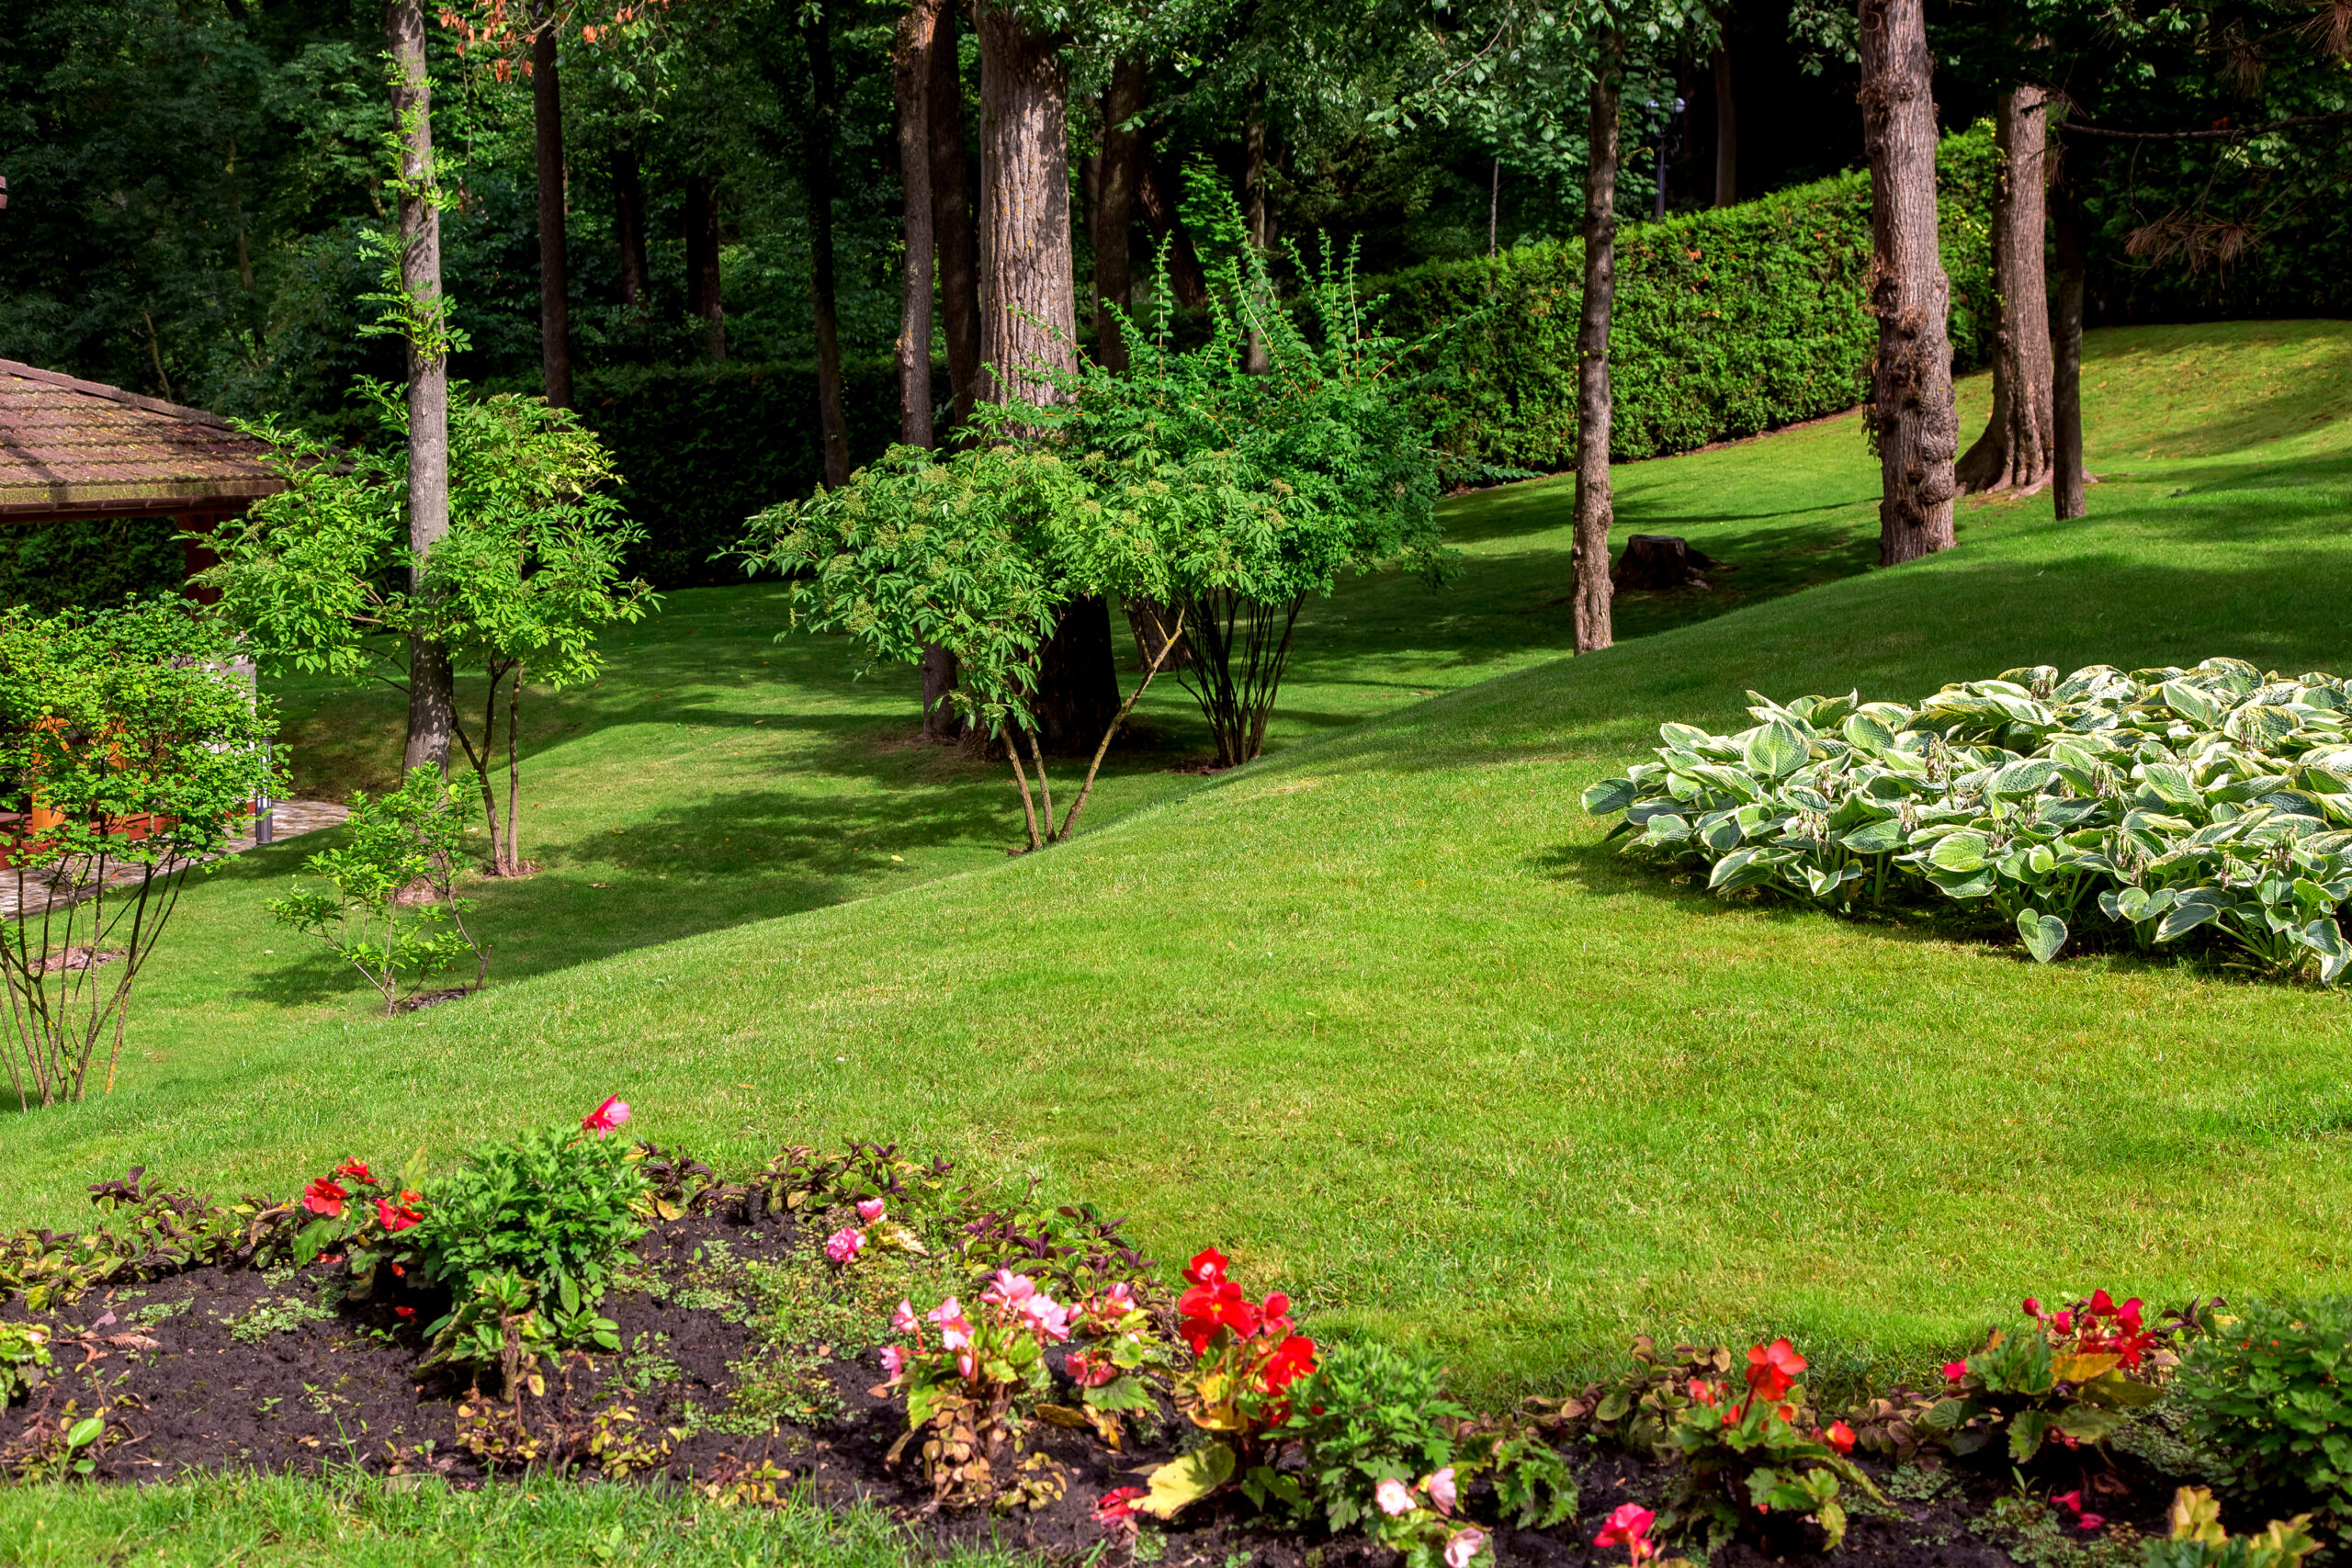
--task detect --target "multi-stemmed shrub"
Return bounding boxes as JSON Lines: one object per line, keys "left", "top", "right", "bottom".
{"left": 1583, "top": 659, "right": 2352, "bottom": 983}
{"left": 1927, "top": 1292, "right": 2169, "bottom": 1461}
{"left": 2174, "top": 1297, "right": 2352, "bottom": 1536}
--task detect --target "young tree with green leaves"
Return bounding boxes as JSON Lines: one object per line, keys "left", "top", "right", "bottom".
{"left": 199, "top": 384, "right": 656, "bottom": 875}
{"left": 0, "top": 599, "right": 281, "bottom": 1108}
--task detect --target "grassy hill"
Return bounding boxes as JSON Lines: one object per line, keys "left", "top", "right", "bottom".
{"left": 3, "top": 321, "right": 2348, "bottom": 1404}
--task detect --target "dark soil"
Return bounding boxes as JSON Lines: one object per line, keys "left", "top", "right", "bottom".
{"left": 0, "top": 1209, "right": 2202, "bottom": 1564}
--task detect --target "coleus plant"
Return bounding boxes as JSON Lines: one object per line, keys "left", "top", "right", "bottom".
{"left": 1659, "top": 1337, "right": 1879, "bottom": 1554}
{"left": 1136, "top": 1247, "right": 1319, "bottom": 1519}
{"left": 1582, "top": 659, "right": 2352, "bottom": 984}
{"left": 876, "top": 1269, "right": 1076, "bottom": 1510}
{"left": 1926, "top": 1291, "right": 2168, "bottom": 1461}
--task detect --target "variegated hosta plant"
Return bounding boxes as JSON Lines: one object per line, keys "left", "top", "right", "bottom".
{"left": 1582, "top": 658, "right": 2352, "bottom": 985}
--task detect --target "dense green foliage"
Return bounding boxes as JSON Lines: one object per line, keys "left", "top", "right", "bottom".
{"left": 1279, "top": 1340, "right": 1467, "bottom": 1529}
{"left": 1374, "top": 126, "right": 1998, "bottom": 471}
{"left": 2177, "top": 1298, "right": 2352, "bottom": 1532}
{"left": 1583, "top": 657, "right": 2352, "bottom": 984}
{"left": 0, "top": 518, "right": 184, "bottom": 615}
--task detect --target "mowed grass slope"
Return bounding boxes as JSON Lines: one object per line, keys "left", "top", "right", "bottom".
{"left": 3, "top": 321, "right": 2348, "bottom": 1399}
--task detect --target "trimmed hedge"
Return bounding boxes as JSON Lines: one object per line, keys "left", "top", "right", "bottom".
{"left": 567, "top": 356, "right": 909, "bottom": 588}
{"left": 1374, "top": 125, "right": 2000, "bottom": 472}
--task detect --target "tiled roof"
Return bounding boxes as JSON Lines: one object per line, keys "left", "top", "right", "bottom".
{"left": 0, "top": 359, "right": 284, "bottom": 520}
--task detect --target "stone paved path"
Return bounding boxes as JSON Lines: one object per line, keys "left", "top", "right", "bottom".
{"left": 1, "top": 800, "right": 348, "bottom": 921}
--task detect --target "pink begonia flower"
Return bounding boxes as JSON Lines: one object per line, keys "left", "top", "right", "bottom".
{"left": 1021, "top": 1292, "right": 1073, "bottom": 1344}
{"left": 857, "top": 1198, "right": 886, "bottom": 1223}
{"left": 1375, "top": 1479, "right": 1415, "bottom": 1517}
{"left": 1425, "top": 1468, "right": 1457, "bottom": 1516}
{"left": 930, "top": 1297, "right": 974, "bottom": 1351}
{"left": 892, "top": 1298, "right": 920, "bottom": 1335}
{"left": 2052, "top": 1491, "right": 2084, "bottom": 1514}
{"left": 2077, "top": 1514, "right": 2107, "bottom": 1530}
{"left": 880, "top": 1345, "right": 907, "bottom": 1379}
{"left": 982, "top": 1269, "right": 1036, "bottom": 1308}
{"left": 1102, "top": 1282, "right": 1136, "bottom": 1312}
{"left": 1597, "top": 1503, "right": 1657, "bottom": 1563}
{"left": 956, "top": 1349, "right": 976, "bottom": 1379}
{"left": 824, "top": 1226, "right": 865, "bottom": 1264}
{"left": 582, "top": 1096, "right": 630, "bottom": 1137}
{"left": 2022, "top": 1297, "right": 2041, "bottom": 1317}
{"left": 1444, "top": 1527, "right": 1488, "bottom": 1568}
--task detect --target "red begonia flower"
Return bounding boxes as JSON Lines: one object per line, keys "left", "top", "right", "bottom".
{"left": 335, "top": 1159, "right": 376, "bottom": 1184}
{"left": 303, "top": 1178, "right": 346, "bottom": 1218}
{"left": 2118, "top": 1297, "right": 2144, "bottom": 1333}
{"left": 2021, "top": 1297, "right": 2041, "bottom": 1318}
{"left": 1746, "top": 1337, "right": 1805, "bottom": 1400}
{"left": 2052, "top": 1491, "right": 2083, "bottom": 1513}
{"left": 1182, "top": 1247, "right": 1229, "bottom": 1287}
{"left": 393, "top": 1305, "right": 416, "bottom": 1319}
{"left": 1256, "top": 1334, "right": 1317, "bottom": 1393}
{"left": 1826, "top": 1420, "right": 1855, "bottom": 1454}
{"left": 1179, "top": 1279, "right": 1260, "bottom": 1351}
{"left": 2054, "top": 1311, "right": 2075, "bottom": 1333}
{"left": 2076, "top": 1514, "right": 2107, "bottom": 1530}
{"left": 376, "top": 1196, "right": 422, "bottom": 1233}
{"left": 1942, "top": 1361, "right": 1969, "bottom": 1382}
{"left": 2086, "top": 1289, "right": 2117, "bottom": 1317}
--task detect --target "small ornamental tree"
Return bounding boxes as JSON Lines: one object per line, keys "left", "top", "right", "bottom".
{"left": 198, "top": 381, "right": 656, "bottom": 874}
{"left": 0, "top": 598, "right": 282, "bottom": 1108}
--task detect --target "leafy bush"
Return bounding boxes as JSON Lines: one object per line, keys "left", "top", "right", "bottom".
{"left": 267, "top": 766, "right": 484, "bottom": 1012}
{"left": 876, "top": 1269, "right": 1078, "bottom": 1510}
{"left": 0, "top": 1320, "right": 51, "bottom": 1402}
{"left": 1928, "top": 1292, "right": 2169, "bottom": 1461}
{"left": 1657, "top": 1338, "right": 1878, "bottom": 1554}
{"left": 410, "top": 1102, "right": 650, "bottom": 1375}
{"left": 2144, "top": 1487, "right": 2322, "bottom": 1568}
{"left": 2175, "top": 1297, "right": 2352, "bottom": 1531}
{"left": 1279, "top": 1339, "right": 1469, "bottom": 1530}
{"left": 1582, "top": 658, "right": 2352, "bottom": 984}
{"left": 1372, "top": 126, "right": 1997, "bottom": 473}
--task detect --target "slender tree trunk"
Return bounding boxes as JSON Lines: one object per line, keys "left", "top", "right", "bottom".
{"left": 1092, "top": 58, "right": 1147, "bottom": 373}
{"left": 1243, "top": 111, "right": 1272, "bottom": 374}
{"left": 532, "top": 7, "right": 572, "bottom": 409}
{"left": 1570, "top": 34, "right": 1622, "bottom": 654}
{"left": 976, "top": 0, "right": 1078, "bottom": 411}
{"left": 804, "top": 1, "right": 850, "bottom": 486}
{"left": 928, "top": 1, "right": 982, "bottom": 434}
{"left": 612, "top": 143, "right": 650, "bottom": 313}
{"left": 1859, "top": 0, "right": 1958, "bottom": 564}
{"left": 2051, "top": 147, "right": 2087, "bottom": 520}
{"left": 896, "top": 0, "right": 942, "bottom": 446}
{"left": 390, "top": 0, "right": 453, "bottom": 773}
{"left": 1956, "top": 85, "right": 2054, "bottom": 493}
{"left": 1488, "top": 157, "right": 1501, "bottom": 255}
{"left": 685, "top": 175, "right": 726, "bottom": 360}
{"left": 1712, "top": 42, "right": 1737, "bottom": 205}
{"left": 1137, "top": 161, "right": 1212, "bottom": 309}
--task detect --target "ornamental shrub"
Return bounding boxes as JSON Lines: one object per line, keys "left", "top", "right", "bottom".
{"left": 1927, "top": 1292, "right": 2169, "bottom": 1461}
{"left": 1373, "top": 126, "right": 1997, "bottom": 472}
{"left": 1279, "top": 1339, "right": 1469, "bottom": 1530}
{"left": 2175, "top": 1297, "right": 2352, "bottom": 1531}
{"left": 1659, "top": 1338, "right": 1879, "bottom": 1554}
{"left": 1583, "top": 657, "right": 2352, "bottom": 984}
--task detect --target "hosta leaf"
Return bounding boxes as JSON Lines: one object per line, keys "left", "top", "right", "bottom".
{"left": 2304, "top": 919, "right": 2349, "bottom": 987}
{"left": 1990, "top": 758, "right": 2060, "bottom": 797}
{"left": 1658, "top": 721, "right": 1716, "bottom": 753}
{"left": 2156, "top": 898, "right": 2224, "bottom": 943}
{"left": 2161, "top": 681, "right": 2223, "bottom": 727}
{"left": 2017, "top": 910, "right": 2068, "bottom": 964}
{"left": 2140, "top": 762, "right": 2200, "bottom": 807}
{"left": 1710, "top": 848, "right": 1780, "bottom": 894}
{"left": 1743, "top": 720, "right": 1811, "bottom": 779}
{"left": 1928, "top": 831, "right": 1990, "bottom": 873}
{"left": 1641, "top": 814, "right": 1691, "bottom": 845}
{"left": 1840, "top": 818, "right": 1907, "bottom": 854}
{"left": 1581, "top": 777, "right": 1638, "bottom": 815}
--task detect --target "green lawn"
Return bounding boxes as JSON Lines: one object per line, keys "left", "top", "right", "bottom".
{"left": 5, "top": 321, "right": 2350, "bottom": 1407}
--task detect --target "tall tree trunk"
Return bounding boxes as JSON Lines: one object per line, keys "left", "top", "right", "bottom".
{"left": 1712, "top": 42, "right": 1737, "bottom": 205}
{"left": 1033, "top": 598, "right": 1120, "bottom": 753}
{"left": 1858, "top": 0, "right": 1958, "bottom": 565}
{"left": 928, "top": 0, "right": 982, "bottom": 434}
{"left": 2051, "top": 147, "right": 2088, "bottom": 521}
{"left": 685, "top": 175, "right": 726, "bottom": 360}
{"left": 1954, "top": 85, "right": 2053, "bottom": 493}
{"left": 1570, "top": 34, "right": 1622, "bottom": 655}
{"left": 1488, "top": 157, "right": 1501, "bottom": 254}
{"left": 921, "top": 646, "right": 964, "bottom": 742}
{"left": 976, "top": 0, "right": 1078, "bottom": 411}
{"left": 1091, "top": 57, "right": 1147, "bottom": 373}
{"left": 390, "top": 0, "right": 454, "bottom": 773}
{"left": 532, "top": 7, "right": 571, "bottom": 409}
{"left": 896, "top": 0, "right": 941, "bottom": 447}
{"left": 1137, "top": 161, "right": 1212, "bottom": 309}
{"left": 612, "top": 143, "right": 650, "bottom": 312}
{"left": 1243, "top": 111, "right": 1272, "bottom": 374}
{"left": 804, "top": 1, "right": 850, "bottom": 487}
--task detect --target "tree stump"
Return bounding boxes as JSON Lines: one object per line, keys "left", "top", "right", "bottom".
{"left": 1611, "top": 535, "right": 1719, "bottom": 592}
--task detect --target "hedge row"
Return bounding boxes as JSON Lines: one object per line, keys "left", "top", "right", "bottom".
{"left": 1373, "top": 125, "right": 2000, "bottom": 472}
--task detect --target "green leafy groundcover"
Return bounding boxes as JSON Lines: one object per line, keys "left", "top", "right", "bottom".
{"left": 1582, "top": 657, "right": 2352, "bottom": 985}
{"left": 1374, "top": 125, "right": 1999, "bottom": 472}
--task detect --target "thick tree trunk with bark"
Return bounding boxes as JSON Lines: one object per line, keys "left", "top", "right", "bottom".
{"left": 803, "top": 3, "right": 851, "bottom": 487}
{"left": 1955, "top": 85, "right": 2054, "bottom": 493}
{"left": 921, "top": 646, "right": 964, "bottom": 742}
{"left": 1137, "top": 161, "right": 1211, "bottom": 310}
{"left": 1570, "top": 36, "right": 1622, "bottom": 654}
{"left": 1712, "top": 43, "right": 1737, "bottom": 205}
{"left": 2051, "top": 153, "right": 2088, "bottom": 520}
{"left": 390, "top": 0, "right": 454, "bottom": 773}
{"left": 895, "top": 0, "right": 941, "bottom": 447}
{"left": 612, "top": 143, "right": 650, "bottom": 314}
{"left": 929, "top": 2, "right": 982, "bottom": 434}
{"left": 977, "top": 2, "right": 1078, "bottom": 410}
{"left": 685, "top": 175, "right": 726, "bottom": 360}
{"left": 533, "top": 9, "right": 571, "bottom": 409}
{"left": 1032, "top": 597, "right": 1120, "bottom": 753}
{"left": 1859, "top": 0, "right": 1958, "bottom": 565}
{"left": 1091, "top": 58, "right": 1147, "bottom": 373}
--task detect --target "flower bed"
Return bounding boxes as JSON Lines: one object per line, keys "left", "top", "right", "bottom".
{"left": 1582, "top": 658, "right": 2352, "bottom": 985}
{"left": 0, "top": 1107, "right": 2339, "bottom": 1568}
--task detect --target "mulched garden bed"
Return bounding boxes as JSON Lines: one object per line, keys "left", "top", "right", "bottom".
{"left": 0, "top": 1185, "right": 2209, "bottom": 1567}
